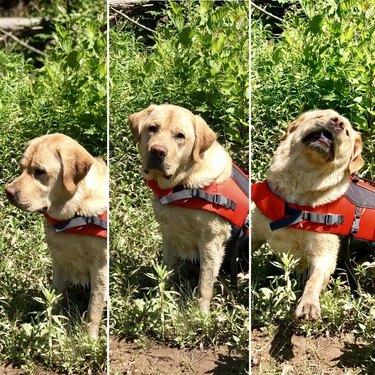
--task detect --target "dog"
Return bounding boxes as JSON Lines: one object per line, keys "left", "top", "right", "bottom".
{"left": 252, "top": 109, "right": 364, "bottom": 320}
{"left": 129, "top": 104, "right": 248, "bottom": 313}
{"left": 5, "top": 133, "right": 108, "bottom": 338}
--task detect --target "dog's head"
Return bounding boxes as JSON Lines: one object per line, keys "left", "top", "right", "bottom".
{"left": 5, "top": 133, "right": 94, "bottom": 213}
{"left": 129, "top": 104, "right": 216, "bottom": 182}
{"left": 280, "top": 109, "right": 363, "bottom": 173}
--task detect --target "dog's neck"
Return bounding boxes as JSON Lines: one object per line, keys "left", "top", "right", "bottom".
{"left": 267, "top": 152, "right": 351, "bottom": 207}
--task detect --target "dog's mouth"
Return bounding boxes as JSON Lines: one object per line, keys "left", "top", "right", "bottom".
{"left": 5, "top": 194, "right": 49, "bottom": 213}
{"left": 302, "top": 129, "right": 335, "bottom": 156}
{"left": 12, "top": 202, "right": 48, "bottom": 214}
{"left": 144, "top": 168, "right": 172, "bottom": 180}
{"left": 145, "top": 151, "right": 175, "bottom": 180}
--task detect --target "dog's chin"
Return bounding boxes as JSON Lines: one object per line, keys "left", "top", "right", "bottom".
{"left": 8, "top": 200, "right": 49, "bottom": 214}
{"left": 144, "top": 167, "right": 174, "bottom": 181}
{"left": 37, "top": 206, "right": 49, "bottom": 214}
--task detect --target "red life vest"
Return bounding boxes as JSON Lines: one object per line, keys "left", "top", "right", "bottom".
{"left": 251, "top": 176, "right": 375, "bottom": 241}
{"left": 145, "top": 164, "right": 249, "bottom": 230}
{"left": 44, "top": 211, "right": 107, "bottom": 239}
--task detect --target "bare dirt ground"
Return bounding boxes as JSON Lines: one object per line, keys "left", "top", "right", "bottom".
{"left": 0, "top": 363, "right": 107, "bottom": 375}
{"left": 0, "top": 365, "right": 58, "bottom": 375}
{"left": 109, "top": 338, "right": 247, "bottom": 375}
{"left": 251, "top": 329, "right": 374, "bottom": 374}
{"left": 0, "top": 366, "right": 23, "bottom": 375}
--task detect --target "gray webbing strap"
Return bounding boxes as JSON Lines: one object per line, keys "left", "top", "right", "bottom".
{"left": 300, "top": 211, "right": 345, "bottom": 225}
{"left": 53, "top": 216, "right": 107, "bottom": 232}
{"left": 270, "top": 204, "right": 344, "bottom": 231}
{"left": 231, "top": 165, "right": 249, "bottom": 197}
{"left": 351, "top": 206, "right": 361, "bottom": 235}
{"left": 159, "top": 188, "right": 237, "bottom": 210}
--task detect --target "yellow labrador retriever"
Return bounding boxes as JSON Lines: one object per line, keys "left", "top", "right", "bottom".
{"left": 252, "top": 109, "right": 364, "bottom": 320}
{"left": 130, "top": 104, "right": 236, "bottom": 313}
{"left": 5, "top": 134, "right": 108, "bottom": 338}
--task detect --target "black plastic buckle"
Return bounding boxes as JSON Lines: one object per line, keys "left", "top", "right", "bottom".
{"left": 324, "top": 215, "right": 338, "bottom": 225}
{"left": 191, "top": 189, "right": 199, "bottom": 198}
{"left": 213, "top": 194, "right": 225, "bottom": 205}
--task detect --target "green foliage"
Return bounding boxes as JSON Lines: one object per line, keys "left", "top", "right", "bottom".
{"left": 152, "top": 0, "right": 249, "bottom": 160}
{"left": 35, "top": 14, "right": 107, "bottom": 149}
{"left": 252, "top": 248, "right": 375, "bottom": 369}
{"left": 111, "top": 260, "right": 249, "bottom": 355}
{"left": 0, "top": 0, "right": 106, "bottom": 160}
{"left": 2, "top": 288, "right": 106, "bottom": 374}
{"left": 110, "top": 0, "right": 249, "bottom": 167}
{"left": 252, "top": 253, "right": 299, "bottom": 324}
{"left": 252, "top": 0, "right": 375, "bottom": 180}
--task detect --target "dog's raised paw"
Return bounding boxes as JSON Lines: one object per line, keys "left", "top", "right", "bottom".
{"left": 295, "top": 299, "right": 321, "bottom": 320}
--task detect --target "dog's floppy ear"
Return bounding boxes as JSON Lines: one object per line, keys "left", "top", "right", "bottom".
{"left": 57, "top": 143, "right": 95, "bottom": 197}
{"left": 129, "top": 104, "right": 157, "bottom": 142}
{"left": 349, "top": 132, "right": 364, "bottom": 174}
{"left": 192, "top": 115, "right": 217, "bottom": 163}
{"left": 279, "top": 113, "right": 305, "bottom": 142}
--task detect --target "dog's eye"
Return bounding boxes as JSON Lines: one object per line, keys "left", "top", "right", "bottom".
{"left": 34, "top": 168, "right": 46, "bottom": 177}
{"left": 175, "top": 133, "right": 185, "bottom": 140}
{"left": 148, "top": 125, "right": 158, "bottom": 134}
{"left": 346, "top": 130, "right": 349, "bottom": 136}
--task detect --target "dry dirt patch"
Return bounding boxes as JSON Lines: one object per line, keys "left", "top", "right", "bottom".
{"left": 110, "top": 338, "right": 247, "bottom": 374}
{"left": 251, "top": 329, "right": 370, "bottom": 374}
{"left": 0, "top": 365, "right": 59, "bottom": 375}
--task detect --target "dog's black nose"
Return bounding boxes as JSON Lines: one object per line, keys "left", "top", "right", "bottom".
{"left": 5, "top": 186, "right": 16, "bottom": 199}
{"left": 150, "top": 145, "right": 168, "bottom": 158}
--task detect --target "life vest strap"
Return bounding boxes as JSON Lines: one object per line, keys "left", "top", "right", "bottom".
{"left": 270, "top": 204, "right": 345, "bottom": 231}
{"left": 50, "top": 215, "right": 107, "bottom": 232}
{"left": 351, "top": 206, "right": 361, "bottom": 235}
{"left": 229, "top": 215, "right": 249, "bottom": 288}
{"left": 231, "top": 164, "right": 249, "bottom": 197}
{"left": 159, "top": 188, "right": 237, "bottom": 211}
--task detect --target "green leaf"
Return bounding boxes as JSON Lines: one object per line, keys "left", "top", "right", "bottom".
{"left": 309, "top": 15, "right": 323, "bottom": 34}
{"left": 199, "top": 0, "right": 213, "bottom": 12}
{"left": 21, "top": 323, "right": 33, "bottom": 336}
{"left": 66, "top": 51, "right": 79, "bottom": 69}
{"left": 272, "top": 48, "right": 282, "bottom": 63}
{"left": 213, "top": 33, "right": 226, "bottom": 54}
{"left": 179, "top": 27, "right": 193, "bottom": 46}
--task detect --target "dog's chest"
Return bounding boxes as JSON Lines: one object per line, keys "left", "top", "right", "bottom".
{"left": 44, "top": 224, "right": 106, "bottom": 284}
{"left": 253, "top": 208, "right": 340, "bottom": 261}
{"left": 153, "top": 200, "right": 231, "bottom": 255}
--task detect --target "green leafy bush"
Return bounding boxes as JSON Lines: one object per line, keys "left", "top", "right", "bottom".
{"left": 0, "top": 0, "right": 106, "bottom": 163}
{"left": 252, "top": 0, "right": 375, "bottom": 180}
{"left": 111, "top": 0, "right": 249, "bottom": 167}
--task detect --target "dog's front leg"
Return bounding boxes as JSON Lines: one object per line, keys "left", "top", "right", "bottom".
{"left": 162, "top": 241, "right": 179, "bottom": 271}
{"left": 51, "top": 259, "right": 70, "bottom": 295}
{"left": 251, "top": 207, "right": 269, "bottom": 251}
{"left": 295, "top": 249, "right": 338, "bottom": 320}
{"left": 87, "top": 264, "right": 107, "bottom": 339}
{"left": 198, "top": 241, "right": 225, "bottom": 314}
